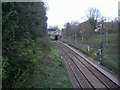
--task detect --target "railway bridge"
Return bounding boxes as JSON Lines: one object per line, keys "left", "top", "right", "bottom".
{"left": 48, "top": 28, "right": 62, "bottom": 40}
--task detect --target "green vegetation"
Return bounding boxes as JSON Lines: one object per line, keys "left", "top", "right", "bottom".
{"left": 33, "top": 45, "right": 72, "bottom": 88}
{"left": 62, "top": 33, "right": 119, "bottom": 73}
{"left": 2, "top": 2, "right": 49, "bottom": 88}
{"left": 62, "top": 18, "right": 119, "bottom": 74}
{"left": 2, "top": 2, "right": 72, "bottom": 88}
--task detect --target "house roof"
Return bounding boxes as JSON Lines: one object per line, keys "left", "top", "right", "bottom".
{"left": 48, "top": 28, "right": 58, "bottom": 31}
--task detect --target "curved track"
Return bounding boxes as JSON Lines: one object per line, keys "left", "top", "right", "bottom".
{"left": 55, "top": 41, "right": 120, "bottom": 89}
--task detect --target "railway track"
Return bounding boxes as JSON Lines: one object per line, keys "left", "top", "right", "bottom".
{"left": 55, "top": 41, "right": 120, "bottom": 89}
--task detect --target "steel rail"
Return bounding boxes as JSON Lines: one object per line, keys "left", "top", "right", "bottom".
{"left": 62, "top": 47, "right": 96, "bottom": 89}
{"left": 62, "top": 51, "right": 83, "bottom": 88}
{"left": 59, "top": 41, "right": 120, "bottom": 88}
{"left": 65, "top": 46, "right": 112, "bottom": 89}
{"left": 57, "top": 41, "right": 93, "bottom": 88}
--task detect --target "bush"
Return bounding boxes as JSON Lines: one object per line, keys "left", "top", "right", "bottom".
{"left": 2, "top": 2, "right": 49, "bottom": 88}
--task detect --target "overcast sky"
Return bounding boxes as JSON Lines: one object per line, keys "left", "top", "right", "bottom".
{"left": 45, "top": 0, "right": 119, "bottom": 28}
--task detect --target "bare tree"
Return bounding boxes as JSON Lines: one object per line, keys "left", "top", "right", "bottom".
{"left": 86, "top": 8, "right": 101, "bottom": 30}
{"left": 87, "top": 8, "right": 101, "bottom": 20}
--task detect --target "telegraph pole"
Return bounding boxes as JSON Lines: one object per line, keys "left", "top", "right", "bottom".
{"left": 75, "top": 34, "right": 77, "bottom": 45}
{"left": 95, "top": 20, "right": 103, "bottom": 61}
{"left": 99, "top": 23, "right": 103, "bottom": 60}
{"left": 100, "top": 18, "right": 104, "bottom": 60}
{"left": 80, "top": 31, "right": 83, "bottom": 42}
{"left": 106, "top": 31, "right": 108, "bottom": 48}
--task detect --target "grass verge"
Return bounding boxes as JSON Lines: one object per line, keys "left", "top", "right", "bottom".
{"left": 61, "top": 34, "right": 119, "bottom": 74}
{"left": 33, "top": 45, "right": 73, "bottom": 88}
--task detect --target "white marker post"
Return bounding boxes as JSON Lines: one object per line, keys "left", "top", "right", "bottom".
{"left": 88, "top": 45, "right": 90, "bottom": 52}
